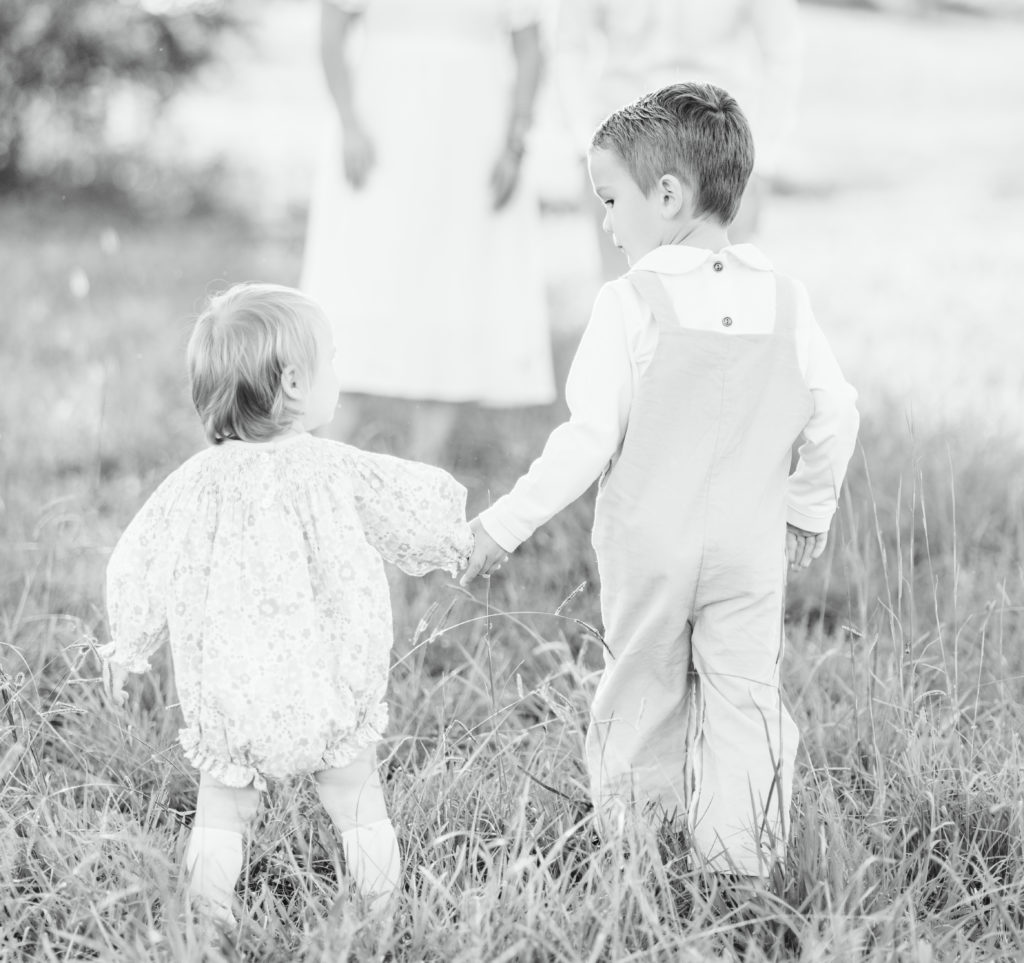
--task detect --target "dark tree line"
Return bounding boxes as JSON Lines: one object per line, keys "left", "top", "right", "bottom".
{"left": 0, "top": 0, "right": 241, "bottom": 190}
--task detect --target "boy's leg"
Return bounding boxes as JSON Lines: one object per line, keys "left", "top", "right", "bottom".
{"left": 315, "top": 745, "right": 400, "bottom": 909}
{"left": 689, "top": 583, "right": 799, "bottom": 876}
{"left": 585, "top": 605, "right": 695, "bottom": 837}
{"left": 185, "top": 774, "right": 260, "bottom": 925}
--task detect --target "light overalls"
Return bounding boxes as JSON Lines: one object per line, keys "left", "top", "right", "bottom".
{"left": 587, "top": 269, "right": 813, "bottom": 875}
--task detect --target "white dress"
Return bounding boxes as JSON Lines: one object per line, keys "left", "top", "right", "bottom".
{"left": 300, "top": 0, "right": 556, "bottom": 406}
{"left": 100, "top": 434, "right": 473, "bottom": 789}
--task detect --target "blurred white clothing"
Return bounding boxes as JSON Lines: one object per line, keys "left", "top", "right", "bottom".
{"left": 302, "top": 0, "right": 556, "bottom": 406}
{"left": 556, "top": 0, "right": 803, "bottom": 173}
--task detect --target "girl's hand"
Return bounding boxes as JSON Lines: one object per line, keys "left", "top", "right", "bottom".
{"left": 489, "top": 146, "right": 523, "bottom": 210}
{"left": 103, "top": 661, "right": 129, "bottom": 708}
{"left": 786, "top": 524, "right": 828, "bottom": 569}
{"left": 341, "top": 120, "right": 376, "bottom": 189}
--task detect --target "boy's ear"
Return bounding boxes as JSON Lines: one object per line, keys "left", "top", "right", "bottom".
{"left": 658, "top": 173, "right": 689, "bottom": 219}
{"left": 280, "top": 364, "right": 304, "bottom": 401}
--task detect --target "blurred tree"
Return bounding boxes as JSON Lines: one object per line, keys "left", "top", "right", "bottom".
{"left": 0, "top": 0, "right": 241, "bottom": 190}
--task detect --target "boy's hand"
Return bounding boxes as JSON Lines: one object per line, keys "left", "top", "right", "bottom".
{"left": 103, "top": 661, "right": 129, "bottom": 709}
{"left": 460, "top": 518, "right": 510, "bottom": 585}
{"left": 786, "top": 524, "right": 828, "bottom": 569}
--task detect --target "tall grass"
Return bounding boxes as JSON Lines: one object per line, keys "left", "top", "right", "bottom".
{"left": 3, "top": 194, "right": 1024, "bottom": 961}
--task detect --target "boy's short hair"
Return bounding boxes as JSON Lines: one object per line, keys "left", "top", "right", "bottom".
{"left": 591, "top": 82, "right": 754, "bottom": 225}
{"left": 187, "top": 283, "right": 322, "bottom": 444}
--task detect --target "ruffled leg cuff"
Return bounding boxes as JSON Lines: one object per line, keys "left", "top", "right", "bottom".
{"left": 318, "top": 703, "right": 389, "bottom": 771}
{"left": 179, "top": 728, "right": 269, "bottom": 793}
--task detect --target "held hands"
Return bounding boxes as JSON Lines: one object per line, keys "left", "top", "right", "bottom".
{"left": 102, "top": 660, "right": 129, "bottom": 709}
{"left": 786, "top": 523, "right": 828, "bottom": 570}
{"left": 460, "top": 518, "right": 510, "bottom": 585}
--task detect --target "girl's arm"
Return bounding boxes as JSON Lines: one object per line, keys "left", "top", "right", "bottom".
{"left": 320, "top": 0, "right": 375, "bottom": 188}
{"left": 491, "top": 20, "right": 545, "bottom": 209}
{"left": 99, "top": 486, "right": 175, "bottom": 700}
{"left": 342, "top": 448, "right": 474, "bottom": 577}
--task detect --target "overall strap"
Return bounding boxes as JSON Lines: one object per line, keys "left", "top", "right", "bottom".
{"left": 773, "top": 273, "right": 799, "bottom": 336}
{"left": 628, "top": 271, "right": 681, "bottom": 333}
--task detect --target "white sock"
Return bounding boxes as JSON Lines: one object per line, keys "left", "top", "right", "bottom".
{"left": 339, "top": 819, "right": 401, "bottom": 910}
{"left": 185, "top": 826, "right": 243, "bottom": 926}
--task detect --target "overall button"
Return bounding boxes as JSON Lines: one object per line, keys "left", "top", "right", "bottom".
{"left": 721, "top": 316, "right": 733, "bottom": 328}
{"left": 713, "top": 260, "right": 724, "bottom": 272}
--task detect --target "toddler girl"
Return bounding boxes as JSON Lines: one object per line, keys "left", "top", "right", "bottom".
{"left": 99, "top": 283, "right": 473, "bottom": 924}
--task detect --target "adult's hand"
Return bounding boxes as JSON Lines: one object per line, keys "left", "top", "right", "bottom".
{"left": 490, "top": 146, "right": 523, "bottom": 211}
{"left": 342, "top": 121, "right": 376, "bottom": 189}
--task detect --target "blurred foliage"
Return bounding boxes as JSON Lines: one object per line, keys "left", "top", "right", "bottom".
{"left": 0, "top": 0, "right": 242, "bottom": 190}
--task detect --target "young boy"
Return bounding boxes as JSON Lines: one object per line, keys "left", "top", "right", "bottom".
{"left": 462, "top": 82, "right": 859, "bottom": 874}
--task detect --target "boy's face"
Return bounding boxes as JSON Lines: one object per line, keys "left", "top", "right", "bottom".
{"left": 301, "top": 314, "right": 341, "bottom": 431}
{"left": 588, "top": 147, "right": 666, "bottom": 266}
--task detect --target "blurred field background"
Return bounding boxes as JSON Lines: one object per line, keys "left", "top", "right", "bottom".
{"left": 2, "top": 1, "right": 1024, "bottom": 960}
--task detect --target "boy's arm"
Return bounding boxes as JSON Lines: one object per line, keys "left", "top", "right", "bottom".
{"left": 477, "top": 283, "right": 633, "bottom": 554}
{"left": 788, "top": 288, "right": 860, "bottom": 534}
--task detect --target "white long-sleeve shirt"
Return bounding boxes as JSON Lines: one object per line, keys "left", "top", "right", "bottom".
{"left": 479, "top": 244, "right": 859, "bottom": 552}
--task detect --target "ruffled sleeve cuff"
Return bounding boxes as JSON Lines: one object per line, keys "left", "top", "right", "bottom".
{"left": 96, "top": 641, "right": 152, "bottom": 674}
{"left": 448, "top": 521, "right": 475, "bottom": 576}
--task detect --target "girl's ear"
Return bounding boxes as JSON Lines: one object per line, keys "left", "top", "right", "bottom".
{"left": 658, "top": 173, "right": 689, "bottom": 219}
{"left": 280, "top": 364, "right": 304, "bottom": 401}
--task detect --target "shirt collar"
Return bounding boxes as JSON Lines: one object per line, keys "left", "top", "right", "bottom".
{"left": 628, "top": 243, "right": 774, "bottom": 274}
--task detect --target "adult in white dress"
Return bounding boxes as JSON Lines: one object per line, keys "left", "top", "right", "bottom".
{"left": 301, "top": 0, "right": 556, "bottom": 463}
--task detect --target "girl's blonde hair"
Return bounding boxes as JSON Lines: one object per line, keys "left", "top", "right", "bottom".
{"left": 187, "top": 283, "right": 323, "bottom": 444}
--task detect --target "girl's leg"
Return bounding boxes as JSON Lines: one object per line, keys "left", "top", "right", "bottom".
{"left": 314, "top": 745, "right": 400, "bottom": 909}
{"left": 185, "top": 774, "right": 260, "bottom": 925}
